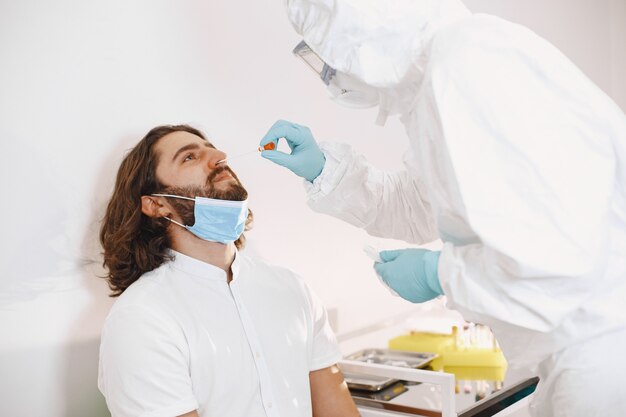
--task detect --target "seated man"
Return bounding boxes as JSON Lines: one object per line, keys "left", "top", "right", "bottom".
{"left": 98, "top": 124, "right": 359, "bottom": 417}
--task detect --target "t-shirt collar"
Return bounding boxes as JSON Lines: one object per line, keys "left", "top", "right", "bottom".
{"left": 169, "top": 249, "right": 241, "bottom": 281}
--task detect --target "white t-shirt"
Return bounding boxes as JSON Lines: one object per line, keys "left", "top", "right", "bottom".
{"left": 98, "top": 250, "right": 342, "bottom": 417}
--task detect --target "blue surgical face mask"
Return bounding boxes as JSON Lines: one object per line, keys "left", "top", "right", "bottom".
{"left": 152, "top": 193, "right": 248, "bottom": 244}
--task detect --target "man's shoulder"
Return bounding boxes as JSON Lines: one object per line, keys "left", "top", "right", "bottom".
{"left": 240, "top": 253, "right": 302, "bottom": 280}
{"left": 105, "top": 262, "right": 174, "bottom": 322}
{"left": 239, "top": 253, "right": 312, "bottom": 293}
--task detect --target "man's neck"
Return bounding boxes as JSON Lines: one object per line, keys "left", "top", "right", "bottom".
{"left": 169, "top": 228, "right": 236, "bottom": 283}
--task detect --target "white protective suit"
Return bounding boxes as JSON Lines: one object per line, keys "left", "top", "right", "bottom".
{"left": 285, "top": 1, "right": 626, "bottom": 416}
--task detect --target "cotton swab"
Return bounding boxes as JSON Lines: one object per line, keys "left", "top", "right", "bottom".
{"left": 216, "top": 143, "right": 276, "bottom": 165}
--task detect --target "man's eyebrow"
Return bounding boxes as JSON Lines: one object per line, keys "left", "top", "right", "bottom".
{"left": 171, "top": 141, "right": 212, "bottom": 162}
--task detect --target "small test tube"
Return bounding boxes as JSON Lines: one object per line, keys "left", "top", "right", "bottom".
{"left": 258, "top": 142, "right": 276, "bottom": 151}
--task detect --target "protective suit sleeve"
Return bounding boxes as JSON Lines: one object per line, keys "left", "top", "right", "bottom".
{"left": 304, "top": 141, "right": 439, "bottom": 244}
{"left": 431, "top": 18, "right": 616, "bottom": 333}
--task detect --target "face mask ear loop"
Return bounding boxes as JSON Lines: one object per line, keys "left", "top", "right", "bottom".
{"left": 151, "top": 194, "right": 193, "bottom": 229}
{"left": 164, "top": 217, "right": 188, "bottom": 229}
{"left": 152, "top": 193, "right": 195, "bottom": 201}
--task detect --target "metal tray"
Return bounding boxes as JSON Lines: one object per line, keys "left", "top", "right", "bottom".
{"left": 343, "top": 371, "right": 400, "bottom": 392}
{"left": 346, "top": 348, "right": 437, "bottom": 369}
{"left": 344, "top": 349, "right": 438, "bottom": 392}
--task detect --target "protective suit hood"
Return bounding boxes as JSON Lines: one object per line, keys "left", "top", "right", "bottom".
{"left": 286, "top": 0, "right": 471, "bottom": 90}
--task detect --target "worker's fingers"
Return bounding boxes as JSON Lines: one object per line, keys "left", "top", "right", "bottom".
{"left": 260, "top": 120, "right": 310, "bottom": 149}
{"left": 379, "top": 249, "right": 402, "bottom": 263}
{"left": 260, "top": 120, "right": 297, "bottom": 146}
{"left": 261, "top": 149, "right": 294, "bottom": 169}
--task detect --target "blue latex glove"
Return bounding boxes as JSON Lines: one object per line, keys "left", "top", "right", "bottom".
{"left": 374, "top": 249, "right": 443, "bottom": 303}
{"left": 260, "top": 120, "right": 326, "bottom": 182}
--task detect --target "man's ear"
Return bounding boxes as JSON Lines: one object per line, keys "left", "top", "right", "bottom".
{"left": 141, "top": 195, "right": 170, "bottom": 218}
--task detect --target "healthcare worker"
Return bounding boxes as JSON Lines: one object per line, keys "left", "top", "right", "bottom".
{"left": 259, "top": 1, "right": 626, "bottom": 416}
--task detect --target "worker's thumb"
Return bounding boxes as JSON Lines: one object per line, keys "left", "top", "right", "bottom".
{"left": 261, "top": 150, "right": 294, "bottom": 169}
{"left": 373, "top": 261, "right": 390, "bottom": 281}
{"left": 379, "top": 249, "right": 402, "bottom": 263}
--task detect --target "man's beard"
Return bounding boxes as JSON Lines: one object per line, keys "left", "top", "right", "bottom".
{"left": 161, "top": 166, "right": 248, "bottom": 226}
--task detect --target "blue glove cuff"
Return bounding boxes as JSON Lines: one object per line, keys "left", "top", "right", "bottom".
{"left": 422, "top": 250, "right": 443, "bottom": 295}
{"left": 306, "top": 153, "right": 326, "bottom": 182}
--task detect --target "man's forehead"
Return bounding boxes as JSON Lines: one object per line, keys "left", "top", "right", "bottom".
{"left": 154, "top": 131, "right": 216, "bottom": 155}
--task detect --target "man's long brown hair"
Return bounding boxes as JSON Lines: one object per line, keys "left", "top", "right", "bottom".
{"left": 100, "top": 125, "right": 252, "bottom": 296}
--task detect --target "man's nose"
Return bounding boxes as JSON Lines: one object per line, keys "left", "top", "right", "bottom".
{"left": 208, "top": 150, "right": 227, "bottom": 169}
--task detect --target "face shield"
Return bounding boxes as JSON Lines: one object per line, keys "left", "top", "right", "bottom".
{"left": 292, "top": 40, "right": 379, "bottom": 109}
{"left": 292, "top": 40, "right": 336, "bottom": 85}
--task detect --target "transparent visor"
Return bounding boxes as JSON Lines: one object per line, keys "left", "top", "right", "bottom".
{"left": 292, "top": 40, "right": 336, "bottom": 85}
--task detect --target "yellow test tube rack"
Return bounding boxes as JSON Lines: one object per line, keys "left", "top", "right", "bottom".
{"left": 388, "top": 326, "right": 508, "bottom": 381}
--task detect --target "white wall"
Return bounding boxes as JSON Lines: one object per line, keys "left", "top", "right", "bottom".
{"left": 0, "top": 1, "right": 624, "bottom": 416}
